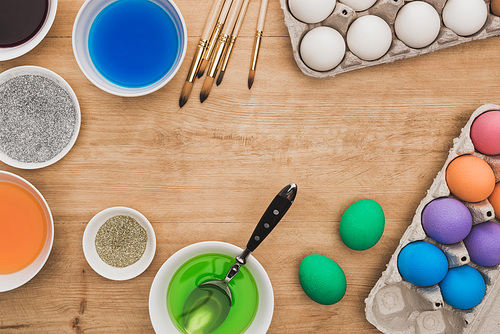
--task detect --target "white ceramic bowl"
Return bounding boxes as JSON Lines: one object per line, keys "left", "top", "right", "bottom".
{"left": 0, "top": 66, "right": 81, "bottom": 169}
{"left": 83, "top": 207, "right": 156, "bottom": 281}
{"left": 72, "top": 0, "right": 187, "bottom": 97}
{"left": 0, "top": 0, "right": 58, "bottom": 61}
{"left": 149, "top": 241, "right": 274, "bottom": 334}
{"left": 0, "top": 171, "right": 54, "bottom": 292}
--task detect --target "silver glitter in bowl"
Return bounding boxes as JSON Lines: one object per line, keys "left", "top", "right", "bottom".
{"left": 0, "top": 67, "right": 80, "bottom": 168}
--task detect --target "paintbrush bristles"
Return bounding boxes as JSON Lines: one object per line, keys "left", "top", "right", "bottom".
{"left": 179, "top": 81, "right": 193, "bottom": 108}
{"left": 197, "top": 60, "right": 208, "bottom": 78}
{"left": 216, "top": 71, "right": 225, "bottom": 86}
{"left": 200, "top": 76, "right": 214, "bottom": 103}
{"left": 248, "top": 70, "right": 255, "bottom": 89}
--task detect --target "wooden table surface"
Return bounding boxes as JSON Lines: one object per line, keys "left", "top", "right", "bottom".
{"left": 1, "top": 0, "right": 500, "bottom": 333}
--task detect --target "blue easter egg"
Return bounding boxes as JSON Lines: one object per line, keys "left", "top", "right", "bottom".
{"left": 439, "top": 265, "right": 486, "bottom": 310}
{"left": 397, "top": 241, "right": 449, "bottom": 287}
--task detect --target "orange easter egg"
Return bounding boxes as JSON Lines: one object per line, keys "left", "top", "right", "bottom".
{"left": 446, "top": 155, "right": 495, "bottom": 202}
{"left": 489, "top": 183, "right": 500, "bottom": 219}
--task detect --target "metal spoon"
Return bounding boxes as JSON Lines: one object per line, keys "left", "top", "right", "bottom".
{"left": 181, "top": 183, "right": 297, "bottom": 334}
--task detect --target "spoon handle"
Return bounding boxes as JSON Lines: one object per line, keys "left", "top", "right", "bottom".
{"left": 246, "top": 183, "right": 297, "bottom": 253}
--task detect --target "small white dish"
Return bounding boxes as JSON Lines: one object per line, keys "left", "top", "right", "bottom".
{"left": 0, "top": 171, "right": 54, "bottom": 292}
{"left": 83, "top": 207, "right": 156, "bottom": 281}
{"left": 149, "top": 241, "right": 274, "bottom": 334}
{"left": 0, "top": 66, "right": 81, "bottom": 169}
{"left": 72, "top": 0, "right": 187, "bottom": 97}
{"left": 0, "top": 0, "right": 58, "bottom": 61}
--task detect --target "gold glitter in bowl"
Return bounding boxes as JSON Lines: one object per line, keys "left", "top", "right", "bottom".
{"left": 95, "top": 215, "right": 148, "bottom": 268}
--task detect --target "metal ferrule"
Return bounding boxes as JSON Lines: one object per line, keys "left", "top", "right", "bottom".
{"left": 187, "top": 39, "right": 208, "bottom": 82}
{"left": 250, "top": 31, "right": 263, "bottom": 71}
{"left": 220, "top": 36, "right": 237, "bottom": 72}
{"left": 208, "top": 34, "right": 229, "bottom": 78}
{"left": 235, "top": 248, "right": 251, "bottom": 265}
{"left": 204, "top": 22, "right": 223, "bottom": 61}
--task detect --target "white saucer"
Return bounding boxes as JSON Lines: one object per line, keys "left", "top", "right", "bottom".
{"left": 83, "top": 207, "right": 156, "bottom": 281}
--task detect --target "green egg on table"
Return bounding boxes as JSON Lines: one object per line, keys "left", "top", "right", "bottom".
{"left": 339, "top": 199, "right": 385, "bottom": 250}
{"left": 299, "top": 254, "right": 346, "bottom": 305}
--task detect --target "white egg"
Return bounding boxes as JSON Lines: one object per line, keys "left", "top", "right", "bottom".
{"left": 443, "top": 0, "right": 487, "bottom": 36}
{"left": 395, "top": 1, "right": 441, "bottom": 49}
{"left": 300, "top": 27, "right": 345, "bottom": 71}
{"left": 289, "top": 0, "right": 337, "bottom": 24}
{"left": 346, "top": 15, "right": 392, "bottom": 61}
{"left": 339, "top": 0, "right": 377, "bottom": 12}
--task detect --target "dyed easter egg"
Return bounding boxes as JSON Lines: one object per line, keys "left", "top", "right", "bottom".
{"left": 493, "top": 0, "right": 500, "bottom": 16}
{"left": 470, "top": 110, "right": 500, "bottom": 156}
{"left": 489, "top": 183, "right": 500, "bottom": 219}
{"left": 339, "top": 199, "right": 385, "bottom": 250}
{"left": 299, "top": 254, "right": 346, "bottom": 305}
{"left": 464, "top": 221, "right": 500, "bottom": 267}
{"left": 398, "top": 241, "right": 448, "bottom": 287}
{"left": 421, "top": 197, "right": 472, "bottom": 244}
{"left": 439, "top": 265, "right": 485, "bottom": 309}
{"left": 445, "top": 155, "right": 495, "bottom": 203}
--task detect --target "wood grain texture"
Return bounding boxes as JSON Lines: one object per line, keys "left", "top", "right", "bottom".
{"left": 1, "top": 0, "right": 500, "bottom": 333}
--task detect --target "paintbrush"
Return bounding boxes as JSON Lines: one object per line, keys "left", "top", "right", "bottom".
{"left": 200, "top": 0, "right": 244, "bottom": 103}
{"left": 248, "top": 0, "right": 268, "bottom": 89}
{"left": 197, "top": 0, "right": 234, "bottom": 78}
{"left": 179, "top": 0, "right": 225, "bottom": 107}
{"left": 216, "top": 0, "right": 250, "bottom": 86}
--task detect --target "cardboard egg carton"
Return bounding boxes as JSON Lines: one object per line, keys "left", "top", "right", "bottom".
{"left": 365, "top": 104, "right": 500, "bottom": 334}
{"left": 279, "top": 0, "right": 500, "bottom": 78}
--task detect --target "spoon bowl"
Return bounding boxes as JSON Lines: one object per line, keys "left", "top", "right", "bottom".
{"left": 182, "top": 283, "right": 231, "bottom": 334}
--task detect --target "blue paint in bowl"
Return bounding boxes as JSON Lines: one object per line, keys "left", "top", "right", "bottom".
{"left": 73, "top": 0, "right": 187, "bottom": 96}
{"left": 89, "top": 0, "right": 180, "bottom": 88}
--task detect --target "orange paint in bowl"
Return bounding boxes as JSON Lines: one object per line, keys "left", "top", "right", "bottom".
{"left": 0, "top": 181, "right": 47, "bottom": 274}
{"left": 446, "top": 155, "right": 495, "bottom": 203}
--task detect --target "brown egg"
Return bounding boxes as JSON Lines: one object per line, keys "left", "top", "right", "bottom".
{"left": 446, "top": 155, "right": 495, "bottom": 203}
{"left": 492, "top": 0, "right": 500, "bottom": 16}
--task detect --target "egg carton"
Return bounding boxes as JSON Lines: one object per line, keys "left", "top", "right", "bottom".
{"left": 279, "top": 0, "right": 500, "bottom": 78}
{"left": 365, "top": 104, "right": 500, "bottom": 334}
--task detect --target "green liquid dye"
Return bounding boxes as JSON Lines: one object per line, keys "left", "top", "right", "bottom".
{"left": 167, "top": 253, "right": 259, "bottom": 334}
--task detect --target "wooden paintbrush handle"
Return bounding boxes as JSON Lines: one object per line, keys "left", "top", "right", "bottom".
{"left": 203, "top": 0, "right": 233, "bottom": 62}
{"left": 222, "top": 0, "right": 244, "bottom": 36}
{"left": 218, "top": 0, "right": 233, "bottom": 25}
{"left": 201, "top": 0, "right": 225, "bottom": 40}
{"left": 219, "top": 0, "right": 249, "bottom": 73}
{"left": 233, "top": 0, "right": 250, "bottom": 37}
{"left": 257, "top": 0, "right": 269, "bottom": 32}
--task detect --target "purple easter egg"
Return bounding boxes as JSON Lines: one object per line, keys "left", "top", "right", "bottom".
{"left": 422, "top": 198, "right": 472, "bottom": 244}
{"left": 464, "top": 221, "right": 500, "bottom": 267}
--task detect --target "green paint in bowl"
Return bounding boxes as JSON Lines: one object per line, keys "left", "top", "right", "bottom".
{"left": 167, "top": 253, "right": 259, "bottom": 334}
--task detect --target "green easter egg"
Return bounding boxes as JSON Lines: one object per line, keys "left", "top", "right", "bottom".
{"left": 299, "top": 254, "right": 346, "bottom": 305}
{"left": 340, "top": 199, "right": 385, "bottom": 250}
